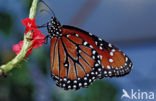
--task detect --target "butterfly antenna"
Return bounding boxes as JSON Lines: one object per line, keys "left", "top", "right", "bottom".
{"left": 39, "top": 0, "right": 56, "bottom": 18}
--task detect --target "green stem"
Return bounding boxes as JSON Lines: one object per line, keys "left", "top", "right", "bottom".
{"left": 0, "top": 0, "right": 38, "bottom": 76}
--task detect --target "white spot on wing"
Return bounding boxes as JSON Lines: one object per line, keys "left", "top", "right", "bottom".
{"left": 90, "top": 45, "right": 93, "bottom": 48}
{"left": 79, "top": 50, "right": 82, "bottom": 53}
{"left": 83, "top": 42, "right": 88, "bottom": 45}
{"left": 100, "top": 55, "right": 102, "bottom": 59}
{"left": 110, "top": 52, "right": 113, "bottom": 56}
{"left": 67, "top": 35, "right": 70, "bottom": 37}
{"left": 125, "top": 57, "right": 128, "bottom": 62}
{"left": 92, "top": 50, "right": 96, "bottom": 54}
{"left": 73, "top": 85, "right": 76, "bottom": 88}
{"left": 112, "top": 49, "right": 116, "bottom": 52}
{"left": 109, "top": 59, "right": 114, "bottom": 63}
{"left": 64, "top": 64, "right": 68, "bottom": 67}
{"left": 74, "top": 80, "right": 77, "bottom": 83}
{"left": 68, "top": 86, "right": 71, "bottom": 89}
{"left": 79, "top": 83, "right": 82, "bottom": 86}
{"left": 99, "top": 46, "right": 103, "bottom": 50}
{"left": 95, "top": 63, "right": 99, "bottom": 67}
{"left": 92, "top": 56, "right": 95, "bottom": 59}
{"left": 89, "top": 33, "right": 92, "bottom": 35}
{"left": 107, "top": 65, "right": 111, "bottom": 69}
{"left": 98, "top": 60, "right": 101, "bottom": 64}
{"left": 108, "top": 43, "right": 112, "bottom": 48}
{"left": 84, "top": 82, "right": 88, "bottom": 86}
{"left": 98, "top": 38, "right": 102, "bottom": 41}
{"left": 75, "top": 34, "right": 79, "bottom": 37}
{"left": 104, "top": 71, "right": 107, "bottom": 74}
{"left": 95, "top": 41, "right": 98, "bottom": 45}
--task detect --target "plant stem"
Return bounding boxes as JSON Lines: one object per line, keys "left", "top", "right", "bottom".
{"left": 0, "top": 0, "right": 38, "bottom": 76}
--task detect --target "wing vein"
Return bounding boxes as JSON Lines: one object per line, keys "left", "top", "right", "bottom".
{"left": 79, "top": 55, "right": 93, "bottom": 70}
{"left": 51, "top": 38, "right": 59, "bottom": 73}
{"left": 58, "top": 38, "right": 61, "bottom": 78}
{"left": 63, "top": 36, "right": 93, "bottom": 59}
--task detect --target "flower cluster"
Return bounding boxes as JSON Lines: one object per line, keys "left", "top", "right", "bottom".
{"left": 12, "top": 18, "right": 46, "bottom": 57}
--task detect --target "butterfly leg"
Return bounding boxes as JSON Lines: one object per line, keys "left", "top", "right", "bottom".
{"left": 44, "top": 34, "right": 52, "bottom": 44}
{"left": 37, "top": 23, "right": 47, "bottom": 28}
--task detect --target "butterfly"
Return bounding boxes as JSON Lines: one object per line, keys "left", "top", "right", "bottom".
{"left": 40, "top": 1, "right": 133, "bottom": 90}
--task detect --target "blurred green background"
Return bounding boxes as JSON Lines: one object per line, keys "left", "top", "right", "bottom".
{"left": 0, "top": 0, "right": 156, "bottom": 101}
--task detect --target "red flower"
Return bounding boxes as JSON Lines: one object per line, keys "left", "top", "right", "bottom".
{"left": 32, "top": 29, "right": 46, "bottom": 48}
{"left": 13, "top": 18, "right": 46, "bottom": 57}
{"left": 12, "top": 41, "right": 32, "bottom": 57}
{"left": 12, "top": 41, "right": 23, "bottom": 55}
{"left": 22, "top": 18, "right": 37, "bottom": 34}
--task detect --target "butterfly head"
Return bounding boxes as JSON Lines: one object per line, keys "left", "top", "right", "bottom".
{"left": 47, "top": 17, "right": 62, "bottom": 38}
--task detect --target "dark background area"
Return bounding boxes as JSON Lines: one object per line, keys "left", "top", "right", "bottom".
{"left": 0, "top": 0, "right": 156, "bottom": 101}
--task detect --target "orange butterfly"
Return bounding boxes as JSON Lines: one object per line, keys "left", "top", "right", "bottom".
{"left": 39, "top": 0, "right": 133, "bottom": 90}
{"left": 44, "top": 17, "right": 133, "bottom": 90}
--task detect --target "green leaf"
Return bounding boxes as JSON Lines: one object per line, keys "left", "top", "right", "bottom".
{"left": 0, "top": 12, "right": 13, "bottom": 36}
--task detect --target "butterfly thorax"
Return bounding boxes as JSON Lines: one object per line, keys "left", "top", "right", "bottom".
{"left": 47, "top": 17, "right": 62, "bottom": 38}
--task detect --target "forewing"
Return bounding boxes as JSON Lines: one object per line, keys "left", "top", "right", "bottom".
{"left": 50, "top": 25, "right": 133, "bottom": 90}
{"left": 62, "top": 25, "right": 133, "bottom": 78}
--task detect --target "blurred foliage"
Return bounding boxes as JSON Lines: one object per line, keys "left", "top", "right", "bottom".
{"left": 80, "top": 80, "right": 117, "bottom": 101}
{"left": 22, "top": 0, "right": 32, "bottom": 12}
{"left": 0, "top": 50, "right": 15, "bottom": 65}
{"left": 0, "top": 12, "right": 13, "bottom": 36}
{"left": 52, "top": 80, "right": 117, "bottom": 101}
{"left": 32, "top": 48, "right": 50, "bottom": 75}
{"left": 0, "top": 61, "right": 34, "bottom": 101}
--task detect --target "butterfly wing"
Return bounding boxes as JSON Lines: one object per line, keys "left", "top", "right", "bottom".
{"left": 50, "top": 35, "right": 101, "bottom": 90}
{"left": 62, "top": 25, "right": 133, "bottom": 78}
{"left": 50, "top": 25, "right": 133, "bottom": 90}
